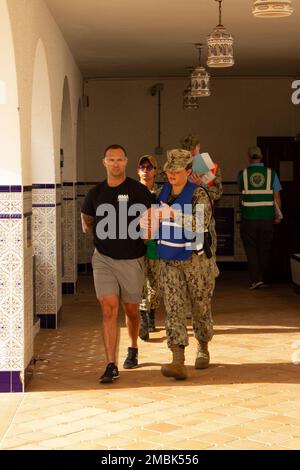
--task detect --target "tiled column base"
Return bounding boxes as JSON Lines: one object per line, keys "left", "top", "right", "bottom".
{"left": 38, "top": 308, "right": 62, "bottom": 329}
{"left": 0, "top": 371, "right": 23, "bottom": 393}
{"left": 32, "top": 184, "right": 62, "bottom": 329}
{"left": 0, "top": 186, "right": 33, "bottom": 392}
{"left": 62, "top": 183, "right": 78, "bottom": 294}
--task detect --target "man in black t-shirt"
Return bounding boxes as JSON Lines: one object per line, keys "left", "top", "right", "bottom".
{"left": 81, "top": 144, "right": 152, "bottom": 384}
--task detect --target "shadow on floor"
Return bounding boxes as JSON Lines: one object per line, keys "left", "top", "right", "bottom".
{"left": 29, "top": 272, "right": 300, "bottom": 392}
{"left": 26, "top": 361, "right": 300, "bottom": 392}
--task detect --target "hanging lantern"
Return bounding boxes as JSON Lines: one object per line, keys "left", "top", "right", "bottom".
{"left": 190, "top": 44, "right": 211, "bottom": 98}
{"left": 183, "top": 67, "right": 199, "bottom": 109}
{"left": 207, "top": 0, "right": 234, "bottom": 68}
{"left": 183, "top": 85, "right": 199, "bottom": 110}
{"left": 253, "top": 0, "right": 293, "bottom": 17}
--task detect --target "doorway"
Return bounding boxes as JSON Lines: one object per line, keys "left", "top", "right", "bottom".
{"left": 257, "top": 136, "right": 300, "bottom": 281}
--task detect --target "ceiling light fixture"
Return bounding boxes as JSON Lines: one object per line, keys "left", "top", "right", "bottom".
{"left": 207, "top": 0, "right": 234, "bottom": 68}
{"left": 190, "top": 44, "right": 211, "bottom": 98}
{"left": 183, "top": 67, "right": 199, "bottom": 109}
{"left": 253, "top": 0, "right": 293, "bottom": 17}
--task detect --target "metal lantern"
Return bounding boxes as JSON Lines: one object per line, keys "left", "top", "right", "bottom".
{"left": 253, "top": 0, "right": 293, "bottom": 17}
{"left": 190, "top": 45, "right": 211, "bottom": 98}
{"left": 183, "top": 85, "right": 199, "bottom": 110}
{"left": 207, "top": 0, "right": 234, "bottom": 68}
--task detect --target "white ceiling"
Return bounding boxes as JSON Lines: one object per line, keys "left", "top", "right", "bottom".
{"left": 45, "top": 0, "right": 300, "bottom": 78}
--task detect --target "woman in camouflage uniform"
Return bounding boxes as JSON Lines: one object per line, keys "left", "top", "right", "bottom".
{"left": 141, "top": 149, "right": 218, "bottom": 380}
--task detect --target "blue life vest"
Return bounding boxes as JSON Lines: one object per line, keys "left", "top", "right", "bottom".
{"left": 157, "top": 181, "right": 203, "bottom": 261}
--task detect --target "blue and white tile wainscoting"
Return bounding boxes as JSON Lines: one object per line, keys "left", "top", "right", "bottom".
{"left": 62, "top": 183, "right": 78, "bottom": 294}
{"left": 0, "top": 185, "right": 33, "bottom": 392}
{"left": 32, "top": 184, "right": 62, "bottom": 330}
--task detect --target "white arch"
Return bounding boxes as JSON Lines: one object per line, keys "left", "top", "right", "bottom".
{"left": 31, "top": 39, "right": 55, "bottom": 183}
{"left": 0, "top": 1, "right": 21, "bottom": 184}
{"left": 76, "top": 100, "right": 85, "bottom": 182}
{"left": 61, "top": 77, "right": 74, "bottom": 182}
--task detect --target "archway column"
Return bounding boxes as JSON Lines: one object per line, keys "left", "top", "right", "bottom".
{"left": 0, "top": 187, "right": 33, "bottom": 392}
{"left": 62, "top": 182, "right": 77, "bottom": 293}
{"left": 32, "top": 184, "right": 62, "bottom": 328}
{"left": 0, "top": 1, "right": 33, "bottom": 392}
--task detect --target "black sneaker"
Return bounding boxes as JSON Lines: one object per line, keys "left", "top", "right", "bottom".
{"left": 123, "top": 347, "right": 138, "bottom": 369}
{"left": 257, "top": 282, "right": 270, "bottom": 289}
{"left": 250, "top": 281, "right": 264, "bottom": 290}
{"left": 99, "top": 363, "right": 119, "bottom": 384}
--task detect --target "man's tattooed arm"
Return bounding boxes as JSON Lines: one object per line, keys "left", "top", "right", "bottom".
{"left": 81, "top": 213, "right": 95, "bottom": 240}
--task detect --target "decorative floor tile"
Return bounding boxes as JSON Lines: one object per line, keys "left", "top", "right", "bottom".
{"left": 1, "top": 272, "right": 300, "bottom": 449}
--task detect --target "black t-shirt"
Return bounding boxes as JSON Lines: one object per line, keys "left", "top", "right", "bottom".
{"left": 81, "top": 177, "right": 152, "bottom": 259}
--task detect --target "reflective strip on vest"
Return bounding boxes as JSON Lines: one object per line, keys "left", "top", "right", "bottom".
{"left": 242, "top": 168, "right": 272, "bottom": 194}
{"left": 242, "top": 189, "right": 273, "bottom": 194}
{"left": 241, "top": 167, "right": 275, "bottom": 220}
{"left": 242, "top": 201, "right": 274, "bottom": 207}
{"left": 158, "top": 240, "right": 192, "bottom": 248}
{"left": 242, "top": 168, "right": 274, "bottom": 206}
{"left": 161, "top": 221, "right": 183, "bottom": 228}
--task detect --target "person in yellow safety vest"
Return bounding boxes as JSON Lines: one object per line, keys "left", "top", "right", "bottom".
{"left": 238, "top": 146, "right": 282, "bottom": 290}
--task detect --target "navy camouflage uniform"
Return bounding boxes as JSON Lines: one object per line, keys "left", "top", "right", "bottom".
{"left": 160, "top": 186, "right": 218, "bottom": 348}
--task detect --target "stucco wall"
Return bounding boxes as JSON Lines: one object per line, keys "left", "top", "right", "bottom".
{"left": 0, "top": 0, "right": 21, "bottom": 184}
{"left": 83, "top": 77, "right": 300, "bottom": 182}
{"left": 6, "top": 0, "right": 82, "bottom": 185}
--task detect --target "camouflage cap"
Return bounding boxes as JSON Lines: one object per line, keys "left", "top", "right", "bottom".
{"left": 248, "top": 146, "right": 262, "bottom": 159}
{"left": 163, "top": 149, "right": 193, "bottom": 172}
{"left": 180, "top": 134, "right": 200, "bottom": 151}
{"left": 138, "top": 154, "right": 158, "bottom": 168}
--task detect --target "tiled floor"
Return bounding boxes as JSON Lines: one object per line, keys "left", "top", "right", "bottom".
{"left": 1, "top": 271, "right": 300, "bottom": 450}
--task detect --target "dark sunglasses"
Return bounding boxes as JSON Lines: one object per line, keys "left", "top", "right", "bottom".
{"left": 138, "top": 164, "right": 155, "bottom": 170}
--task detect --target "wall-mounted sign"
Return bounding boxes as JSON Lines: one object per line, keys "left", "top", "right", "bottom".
{"left": 215, "top": 207, "right": 235, "bottom": 257}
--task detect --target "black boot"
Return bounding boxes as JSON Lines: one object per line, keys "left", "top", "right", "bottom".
{"left": 139, "top": 311, "right": 149, "bottom": 341}
{"left": 148, "top": 309, "right": 156, "bottom": 332}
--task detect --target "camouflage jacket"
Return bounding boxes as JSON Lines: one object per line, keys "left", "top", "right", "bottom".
{"left": 173, "top": 186, "right": 212, "bottom": 234}
{"left": 189, "top": 165, "right": 223, "bottom": 202}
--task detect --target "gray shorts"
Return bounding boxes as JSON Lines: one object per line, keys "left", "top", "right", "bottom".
{"left": 92, "top": 249, "right": 145, "bottom": 303}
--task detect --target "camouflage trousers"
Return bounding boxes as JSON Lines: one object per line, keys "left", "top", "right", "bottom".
{"left": 210, "top": 217, "right": 217, "bottom": 257}
{"left": 160, "top": 253, "right": 217, "bottom": 348}
{"left": 139, "top": 258, "right": 161, "bottom": 312}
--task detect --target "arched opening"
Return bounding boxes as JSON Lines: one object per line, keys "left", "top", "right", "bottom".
{"left": 0, "top": 1, "right": 21, "bottom": 184}
{"left": 61, "top": 78, "right": 74, "bottom": 182}
{"left": 76, "top": 100, "right": 84, "bottom": 183}
{"left": 60, "top": 77, "right": 77, "bottom": 294}
{"left": 76, "top": 100, "right": 94, "bottom": 274}
{"left": 31, "top": 39, "right": 60, "bottom": 331}
{"left": 31, "top": 40, "right": 55, "bottom": 183}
